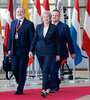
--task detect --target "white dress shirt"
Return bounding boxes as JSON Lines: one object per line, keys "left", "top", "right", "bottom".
{"left": 43, "top": 27, "right": 48, "bottom": 37}
{"left": 19, "top": 18, "right": 24, "bottom": 26}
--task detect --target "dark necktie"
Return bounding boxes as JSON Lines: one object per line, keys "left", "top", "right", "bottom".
{"left": 17, "top": 20, "right": 21, "bottom": 28}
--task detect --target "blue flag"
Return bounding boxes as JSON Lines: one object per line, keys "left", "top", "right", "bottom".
{"left": 70, "top": 0, "right": 82, "bottom": 66}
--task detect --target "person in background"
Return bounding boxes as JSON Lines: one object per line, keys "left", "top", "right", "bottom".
{"left": 50, "top": 9, "right": 76, "bottom": 92}
{"left": 29, "top": 11, "right": 60, "bottom": 97}
{"left": 8, "top": 6, "right": 35, "bottom": 95}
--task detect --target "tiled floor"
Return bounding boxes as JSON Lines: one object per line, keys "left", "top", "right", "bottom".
{"left": 76, "top": 95, "right": 90, "bottom": 100}
{"left": 0, "top": 71, "right": 90, "bottom": 100}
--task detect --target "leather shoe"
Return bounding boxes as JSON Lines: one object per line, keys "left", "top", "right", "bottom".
{"left": 50, "top": 89, "right": 55, "bottom": 93}
{"left": 55, "top": 86, "right": 60, "bottom": 91}
{"left": 14, "top": 91, "right": 23, "bottom": 95}
{"left": 41, "top": 92, "right": 46, "bottom": 97}
{"left": 46, "top": 92, "right": 49, "bottom": 95}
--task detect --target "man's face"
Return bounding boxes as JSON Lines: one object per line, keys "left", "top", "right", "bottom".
{"left": 16, "top": 8, "right": 25, "bottom": 20}
{"left": 52, "top": 11, "right": 60, "bottom": 23}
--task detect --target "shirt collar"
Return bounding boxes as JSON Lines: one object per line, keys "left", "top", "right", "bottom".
{"left": 52, "top": 21, "right": 59, "bottom": 25}
{"left": 18, "top": 17, "right": 24, "bottom": 25}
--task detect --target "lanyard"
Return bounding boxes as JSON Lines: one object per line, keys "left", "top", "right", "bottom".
{"left": 16, "top": 19, "right": 24, "bottom": 32}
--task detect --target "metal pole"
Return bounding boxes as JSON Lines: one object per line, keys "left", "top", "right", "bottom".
{"left": 69, "top": 59, "right": 76, "bottom": 83}
{"left": 68, "top": 0, "right": 71, "bottom": 26}
{"left": 83, "top": 58, "right": 90, "bottom": 82}
{"left": 87, "top": 59, "right": 90, "bottom": 80}
{"left": 14, "top": 0, "right": 16, "bottom": 19}
{"left": 55, "top": 0, "right": 58, "bottom": 9}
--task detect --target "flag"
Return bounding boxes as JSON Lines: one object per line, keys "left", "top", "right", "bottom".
{"left": 33, "top": 0, "right": 41, "bottom": 28}
{"left": 0, "top": 11, "right": 3, "bottom": 68}
{"left": 82, "top": 0, "right": 90, "bottom": 59}
{"left": 61, "top": 58, "right": 68, "bottom": 66}
{"left": 27, "top": 57, "right": 34, "bottom": 67}
{"left": 3, "top": 0, "right": 14, "bottom": 53}
{"left": 42, "top": 0, "right": 50, "bottom": 12}
{"left": 21, "top": 0, "right": 29, "bottom": 20}
{"left": 27, "top": 0, "right": 41, "bottom": 67}
{"left": 61, "top": 46, "right": 69, "bottom": 66}
{"left": 0, "top": 12, "right": 2, "bottom": 35}
{"left": 70, "top": 0, "right": 82, "bottom": 66}
{"left": 57, "top": 0, "right": 64, "bottom": 23}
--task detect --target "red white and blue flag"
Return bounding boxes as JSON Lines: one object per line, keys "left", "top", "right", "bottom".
{"left": 70, "top": 0, "right": 82, "bottom": 66}
{"left": 82, "top": 0, "right": 90, "bottom": 59}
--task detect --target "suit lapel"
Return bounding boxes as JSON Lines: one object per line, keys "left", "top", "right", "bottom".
{"left": 12, "top": 20, "right": 17, "bottom": 38}
{"left": 40, "top": 23, "right": 44, "bottom": 38}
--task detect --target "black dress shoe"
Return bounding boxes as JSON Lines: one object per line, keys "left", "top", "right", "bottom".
{"left": 46, "top": 92, "right": 49, "bottom": 95}
{"left": 41, "top": 92, "right": 46, "bottom": 97}
{"left": 50, "top": 89, "right": 55, "bottom": 93}
{"left": 55, "top": 86, "right": 60, "bottom": 91}
{"left": 14, "top": 91, "right": 23, "bottom": 95}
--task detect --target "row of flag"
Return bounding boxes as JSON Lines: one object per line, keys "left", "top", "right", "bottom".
{"left": 71, "top": 0, "right": 90, "bottom": 66}
{"left": 0, "top": 0, "right": 90, "bottom": 66}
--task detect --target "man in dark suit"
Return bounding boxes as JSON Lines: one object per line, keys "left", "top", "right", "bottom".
{"left": 50, "top": 9, "right": 76, "bottom": 92}
{"left": 8, "top": 6, "right": 35, "bottom": 95}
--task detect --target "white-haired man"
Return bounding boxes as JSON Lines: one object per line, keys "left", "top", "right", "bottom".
{"left": 8, "top": 6, "right": 35, "bottom": 95}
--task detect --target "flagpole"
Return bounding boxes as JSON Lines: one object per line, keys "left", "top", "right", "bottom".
{"left": 87, "top": 59, "right": 90, "bottom": 80}
{"left": 14, "top": 0, "right": 16, "bottom": 19}
{"left": 31, "top": 0, "right": 39, "bottom": 84}
{"left": 32, "top": 0, "right": 35, "bottom": 22}
{"left": 73, "top": 59, "right": 75, "bottom": 81}
{"left": 83, "top": 57, "right": 90, "bottom": 82}
{"left": 68, "top": 0, "right": 71, "bottom": 26}
{"left": 89, "top": 59, "right": 90, "bottom": 77}
{"left": 82, "top": 0, "right": 90, "bottom": 82}
{"left": 4, "top": 72, "right": 15, "bottom": 87}
{"left": 55, "top": 0, "right": 58, "bottom": 8}
{"left": 69, "top": 59, "right": 76, "bottom": 83}
{"left": 35, "top": 55, "right": 38, "bottom": 83}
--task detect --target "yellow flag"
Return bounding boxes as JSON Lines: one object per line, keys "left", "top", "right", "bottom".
{"left": 0, "top": 12, "right": 2, "bottom": 35}
{"left": 21, "top": 0, "right": 30, "bottom": 20}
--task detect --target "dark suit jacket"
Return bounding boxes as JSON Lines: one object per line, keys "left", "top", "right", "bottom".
{"left": 57, "top": 21, "right": 75, "bottom": 60}
{"left": 30, "top": 22, "right": 60, "bottom": 56}
{"left": 8, "top": 18, "right": 35, "bottom": 57}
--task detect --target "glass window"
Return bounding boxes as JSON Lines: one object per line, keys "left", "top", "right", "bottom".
{"left": 0, "top": 0, "right": 7, "bottom": 3}
{"left": 62, "top": 0, "right": 87, "bottom": 6}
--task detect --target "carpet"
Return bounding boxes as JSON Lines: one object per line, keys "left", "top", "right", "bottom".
{"left": 0, "top": 86, "right": 90, "bottom": 100}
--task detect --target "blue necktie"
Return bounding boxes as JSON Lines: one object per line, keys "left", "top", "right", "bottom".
{"left": 17, "top": 20, "right": 21, "bottom": 28}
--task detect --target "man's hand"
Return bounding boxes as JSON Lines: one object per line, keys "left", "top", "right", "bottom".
{"left": 71, "top": 54, "right": 76, "bottom": 59}
{"left": 29, "top": 52, "right": 33, "bottom": 58}
{"left": 8, "top": 51, "right": 11, "bottom": 55}
{"left": 56, "top": 55, "right": 60, "bottom": 61}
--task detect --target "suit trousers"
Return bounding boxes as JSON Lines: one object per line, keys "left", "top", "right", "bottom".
{"left": 37, "top": 55, "right": 53, "bottom": 90}
{"left": 11, "top": 47, "right": 29, "bottom": 92}
{"left": 50, "top": 56, "right": 61, "bottom": 89}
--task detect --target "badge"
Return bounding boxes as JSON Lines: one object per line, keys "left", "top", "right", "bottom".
{"left": 15, "top": 32, "right": 19, "bottom": 39}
